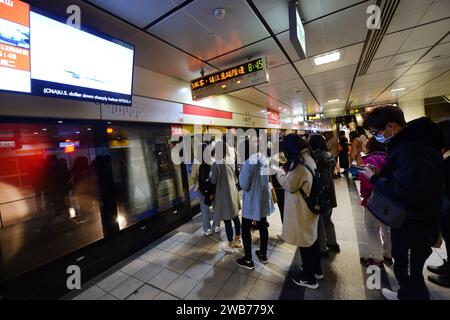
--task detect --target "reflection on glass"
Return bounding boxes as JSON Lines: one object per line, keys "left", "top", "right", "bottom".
{"left": 107, "top": 125, "right": 185, "bottom": 230}
{"left": 0, "top": 122, "right": 104, "bottom": 283}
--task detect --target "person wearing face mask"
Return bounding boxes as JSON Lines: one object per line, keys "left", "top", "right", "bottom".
{"left": 361, "top": 105, "right": 444, "bottom": 300}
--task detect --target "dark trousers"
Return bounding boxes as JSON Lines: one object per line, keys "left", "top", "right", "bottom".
{"left": 274, "top": 188, "right": 285, "bottom": 223}
{"left": 441, "top": 213, "right": 450, "bottom": 275}
{"left": 391, "top": 219, "right": 440, "bottom": 300}
{"left": 318, "top": 208, "right": 338, "bottom": 252}
{"left": 224, "top": 216, "right": 241, "bottom": 242}
{"left": 241, "top": 217, "right": 268, "bottom": 260}
{"left": 300, "top": 239, "right": 322, "bottom": 281}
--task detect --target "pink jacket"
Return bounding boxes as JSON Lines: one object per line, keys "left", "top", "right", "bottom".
{"left": 360, "top": 152, "right": 387, "bottom": 207}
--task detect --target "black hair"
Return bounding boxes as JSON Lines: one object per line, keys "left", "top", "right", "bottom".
{"left": 308, "top": 134, "right": 327, "bottom": 151}
{"left": 363, "top": 105, "right": 406, "bottom": 130}
{"left": 438, "top": 119, "right": 450, "bottom": 151}
{"left": 356, "top": 126, "right": 368, "bottom": 138}
{"left": 366, "top": 137, "right": 386, "bottom": 154}
{"left": 281, "top": 134, "right": 309, "bottom": 171}
{"left": 349, "top": 131, "right": 360, "bottom": 142}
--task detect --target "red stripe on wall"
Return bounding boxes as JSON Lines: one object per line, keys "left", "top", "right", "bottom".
{"left": 183, "top": 104, "right": 233, "bottom": 120}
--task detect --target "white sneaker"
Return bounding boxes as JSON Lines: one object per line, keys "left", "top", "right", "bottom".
{"left": 222, "top": 242, "right": 237, "bottom": 254}
{"left": 204, "top": 229, "right": 213, "bottom": 236}
{"left": 214, "top": 227, "right": 221, "bottom": 233}
{"left": 381, "top": 288, "right": 399, "bottom": 300}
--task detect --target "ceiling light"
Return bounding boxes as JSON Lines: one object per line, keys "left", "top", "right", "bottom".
{"left": 236, "top": 80, "right": 241, "bottom": 84}
{"left": 42, "top": 128, "right": 47, "bottom": 131}
{"left": 33, "top": 132, "right": 38, "bottom": 135}
{"left": 328, "top": 99, "right": 339, "bottom": 103}
{"left": 314, "top": 51, "right": 340, "bottom": 66}
{"left": 221, "top": 84, "right": 227, "bottom": 89}
{"left": 58, "top": 121, "right": 63, "bottom": 124}
{"left": 278, "top": 107, "right": 282, "bottom": 110}
{"left": 391, "top": 88, "right": 405, "bottom": 92}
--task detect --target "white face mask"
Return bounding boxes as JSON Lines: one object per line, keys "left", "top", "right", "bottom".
{"left": 375, "top": 132, "right": 392, "bottom": 144}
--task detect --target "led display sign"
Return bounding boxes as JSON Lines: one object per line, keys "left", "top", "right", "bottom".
{"left": 191, "top": 57, "right": 269, "bottom": 100}
{"left": 289, "top": 1, "right": 306, "bottom": 60}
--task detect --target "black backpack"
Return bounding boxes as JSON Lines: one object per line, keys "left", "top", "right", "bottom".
{"left": 198, "top": 163, "right": 215, "bottom": 206}
{"left": 298, "top": 161, "right": 332, "bottom": 215}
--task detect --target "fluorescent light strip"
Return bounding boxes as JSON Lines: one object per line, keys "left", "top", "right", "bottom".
{"left": 391, "top": 88, "right": 405, "bottom": 92}
{"left": 314, "top": 51, "right": 340, "bottom": 66}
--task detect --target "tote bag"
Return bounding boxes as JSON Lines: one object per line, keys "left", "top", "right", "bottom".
{"left": 366, "top": 188, "right": 407, "bottom": 229}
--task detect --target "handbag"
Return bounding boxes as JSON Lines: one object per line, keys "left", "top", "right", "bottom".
{"left": 366, "top": 188, "right": 407, "bottom": 229}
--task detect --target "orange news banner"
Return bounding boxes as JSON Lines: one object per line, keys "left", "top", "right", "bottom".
{"left": 0, "top": 0, "right": 30, "bottom": 27}
{"left": 0, "top": 44, "right": 30, "bottom": 71}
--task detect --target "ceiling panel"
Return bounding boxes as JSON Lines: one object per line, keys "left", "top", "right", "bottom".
{"left": 419, "top": 0, "right": 450, "bottom": 25}
{"left": 421, "top": 41, "right": 450, "bottom": 63}
{"left": 148, "top": 0, "right": 269, "bottom": 61}
{"left": 129, "top": 32, "right": 215, "bottom": 81}
{"left": 386, "top": 0, "right": 434, "bottom": 33}
{"left": 368, "top": 49, "right": 428, "bottom": 73}
{"left": 252, "top": 0, "right": 290, "bottom": 34}
{"left": 207, "top": 37, "right": 288, "bottom": 70}
{"left": 398, "top": 18, "right": 450, "bottom": 52}
{"left": 86, "top": 0, "right": 186, "bottom": 29}
{"left": 228, "top": 88, "right": 287, "bottom": 112}
{"left": 299, "top": 0, "right": 369, "bottom": 22}
{"left": 405, "top": 57, "right": 450, "bottom": 75}
{"left": 256, "top": 63, "right": 298, "bottom": 89}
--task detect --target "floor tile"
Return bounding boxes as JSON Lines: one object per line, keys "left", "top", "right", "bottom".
{"left": 198, "top": 250, "right": 226, "bottom": 265}
{"left": 126, "top": 284, "right": 161, "bottom": 300}
{"left": 215, "top": 253, "right": 239, "bottom": 272}
{"left": 202, "top": 267, "right": 233, "bottom": 289}
{"left": 97, "top": 271, "right": 129, "bottom": 292}
{"left": 120, "top": 258, "right": 149, "bottom": 276}
{"left": 214, "top": 289, "right": 247, "bottom": 300}
{"left": 151, "top": 251, "right": 180, "bottom": 268}
{"left": 247, "top": 279, "right": 282, "bottom": 300}
{"left": 222, "top": 272, "right": 257, "bottom": 297}
{"left": 258, "top": 264, "right": 289, "bottom": 284}
{"left": 147, "top": 269, "right": 179, "bottom": 290}
{"left": 183, "top": 262, "right": 213, "bottom": 281}
{"left": 109, "top": 276, "right": 144, "bottom": 300}
{"left": 73, "top": 286, "right": 106, "bottom": 300}
{"left": 153, "top": 292, "right": 179, "bottom": 300}
{"left": 133, "top": 262, "right": 164, "bottom": 283}
{"left": 180, "top": 246, "right": 209, "bottom": 260}
{"left": 166, "top": 275, "right": 199, "bottom": 299}
{"left": 185, "top": 281, "right": 221, "bottom": 300}
{"left": 167, "top": 256, "right": 196, "bottom": 274}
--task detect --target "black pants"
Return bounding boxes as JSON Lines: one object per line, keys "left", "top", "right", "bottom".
{"left": 299, "top": 239, "right": 322, "bottom": 281}
{"left": 274, "top": 188, "right": 285, "bottom": 223}
{"left": 224, "top": 216, "right": 241, "bottom": 242}
{"left": 391, "top": 219, "right": 440, "bottom": 300}
{"left": 441, "top": 213, "right": 450, "bottom": 275}
{"left": 241, "top": 217, "right": 268, "bottom": 260}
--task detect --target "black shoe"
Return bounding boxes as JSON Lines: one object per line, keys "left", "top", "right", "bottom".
{"left": 255, "top": 250, "right": 268, "bottom": 264}
{"left": 237, "top": 257, "right": 255, "bottom": 270}
{"left": 427, "top": 261, "right": 447, "bottom": 275}
{"left": 383, "top": 256, "right": 394, "bottom": 266}
{"left": 292, "top": 275, "right": 319, "bottom": 289}
{"left": 328, "top": 244, "right": 341, "bottom": 253}
{"left": 315, "top": 271, "right": 325, "bottom": 280}
{"left": 320, "top": 251, "right": 330, "bottom": 259}
{"left": 428, "top": 275, "right": 450, "bottom": 288}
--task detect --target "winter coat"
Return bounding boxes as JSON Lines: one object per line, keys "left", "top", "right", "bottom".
{"left": 239, "top": 153, "right": 275, "bottom": 221}
{"left": 276, "top": 149, "right": 319, "bottom": 247}
{"left": 312, "top": 149, "right": 337, "bottom": 208}
{"left": 371, "top": 117, "right": 445, "bottom": 221}
{"left": 210, "top": 161, "right": 240, "bottom": 221}
{"left": 360, "top": 151, "right": 387, "bottom": 207}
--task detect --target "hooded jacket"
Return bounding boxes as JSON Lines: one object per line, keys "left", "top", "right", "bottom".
{"left": 312, "top": 149, "right": 337, "bottom": 208}
{"left": 370, "top": 117, "right": 445, "bottom": 221}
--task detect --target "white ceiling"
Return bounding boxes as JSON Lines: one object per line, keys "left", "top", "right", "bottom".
{"left": 30, "top": 0, "right": 450, "bottom": 119}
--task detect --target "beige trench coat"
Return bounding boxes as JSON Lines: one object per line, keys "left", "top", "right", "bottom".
{"left": 276, "top": 149, "right": 319, "bottom": 248}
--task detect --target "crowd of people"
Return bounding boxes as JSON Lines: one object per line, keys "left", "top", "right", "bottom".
{"left": 190, "top": 105, "right": 450, "bottom": 300}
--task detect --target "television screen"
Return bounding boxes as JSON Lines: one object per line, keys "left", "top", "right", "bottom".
{"left": 0, "top": 0, "right": 134, "bottom": 106}
{"left": 30, "top": 11, "right": 134, "bottom": 105}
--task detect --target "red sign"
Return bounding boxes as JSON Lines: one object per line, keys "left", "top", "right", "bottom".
{"left": 267, "top": 110, "right": 280, "bottom": 125}
{"left": 183, "top": 104, "right": 233, "bottom": 120}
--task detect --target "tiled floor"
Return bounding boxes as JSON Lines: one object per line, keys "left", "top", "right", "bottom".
{"left": 68, "top": 177, "right": 450, "bottom": 300}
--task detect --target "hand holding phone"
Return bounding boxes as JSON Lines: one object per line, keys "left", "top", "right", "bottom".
{"left": 351, "top": 165, "right": 367, "bottom": 171}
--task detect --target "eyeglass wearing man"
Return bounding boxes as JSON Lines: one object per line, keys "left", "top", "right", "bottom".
{"left": 360, "top": 105, "right": 444, "bottom": 300}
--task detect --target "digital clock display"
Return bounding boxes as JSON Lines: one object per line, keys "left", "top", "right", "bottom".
{"left": 191, "top": 57, "right": 265, "bottom": 91}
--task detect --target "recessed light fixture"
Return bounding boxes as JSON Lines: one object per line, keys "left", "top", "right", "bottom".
{"left": 236, "top": 80, "right": 241, "bottom": 84}
{"left": 221, "top": 84, "right": 227, "bottom": 89}
{"left": 278, "top": 107, "right": 282, "bottom": 110}
{"left": 76, "top": 131, "right": 80, "bottom": 134}
{"left": 391, "top": 88, "right": 405, "bottom": 92}
{"left": 328, "top": 99, "right": 339, "bottom": 103}
{"left": 42, "top": 128, "right": 47, "bottom": 131}
{"left": 314, "top": 51, "right": 340, "bottom": 66}
{"left": 33, "top": 132, "right": 38, "bottom": 135}
{"left": 87, "top": 128, "right": 92, "bottom": 131}
{"left": 58, "top": 121, "right": 63, "bottom": 124}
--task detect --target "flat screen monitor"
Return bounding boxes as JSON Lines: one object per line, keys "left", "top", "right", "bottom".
{"left": 0, "top": 0, "right": 135, "bottom": 106}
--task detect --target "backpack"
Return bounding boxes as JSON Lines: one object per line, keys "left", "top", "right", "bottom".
{"left": 198, "top": 163, "right": 215, "bottom": 206}
{"left": 298, "top": 161, "right": 332, "bottom": 215}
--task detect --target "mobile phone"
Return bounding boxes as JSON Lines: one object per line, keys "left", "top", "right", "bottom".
{"left": 351, "top": 165, "right": 367, "bottom": 171}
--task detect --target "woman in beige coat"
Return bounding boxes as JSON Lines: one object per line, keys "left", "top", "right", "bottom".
{"left": 275, "top": 134, "right": 322, "bottom": 289}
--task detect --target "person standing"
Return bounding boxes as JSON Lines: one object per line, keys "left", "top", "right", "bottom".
{"left": 338, "top": 131, "right": 350, "bottom": 174}
{"left": 359, "top": 137, "right": 392, "bottom": 269}
{"left": 236, "top": 139, "right": 275, "bottom": 269}
{"left": 361, "top": 106, "right": 444, "bottom": 300}
{"left": 308, "top": 134, "right": 340, "bottom": 258}
{"left": 426, "top": 119, "right": 450, "bottom": 288}
{"left": 326, "top": 132, "right": 340, "bottom": 179}
{"left": 191, "top": 143, "right": 220, "bottom": 236}
{"left": 210, "top": 141, "right": 241, "bottom": 253}
{"left": 357, "top": 126, "right": 369, "bottom": 153}
{"left": 349, "top": 131, "right": 363, "bottom": 166}
{"left": 275, "top": 134, "right": 322, "bottom": 289}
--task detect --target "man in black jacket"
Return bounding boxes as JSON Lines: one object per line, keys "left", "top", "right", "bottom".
{"left": 361, "top": 105, "right": 444, "bottom": 300}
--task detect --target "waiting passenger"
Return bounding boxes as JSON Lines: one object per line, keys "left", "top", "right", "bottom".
{"left": 210, "top": 141, "right": 241, "bottom": 253}
{"left": 237, "top": 139, "right": 275, "bottom": 269}
{"left": 191, "top": 143, "right": 220, "bottom": 236}
{"left": 275, "top": 134, "right": 322, "bottom": 289}
{"left": 338, "top": 131, "right": 350, "bottom": 174}
{"left": 359, "top": 137, "right": 392, "bottom": 269}
{"left": 308, "top": 134, "right": 340, "bottom": 258}
{"left": 357, "top": 126, "right": 369, "bottom": 153}
{"left": 361, "top": 106, "right": 444, "bottom": 300}
{"left": 325, "top": 132, "right": 340, "bottom": 178}
{"left": 427, "top": 119, "right": 450, "bottom": 288}
{"left": 349, "top": 131, "right": 363, "bottom": 166}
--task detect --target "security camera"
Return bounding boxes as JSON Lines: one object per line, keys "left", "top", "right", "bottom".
{"left": 214, "top": 8, "right": 226, "bottom": 19}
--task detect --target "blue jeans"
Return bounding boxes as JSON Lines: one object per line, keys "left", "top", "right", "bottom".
{"left": 198, "top": 193, "right": 219, "bottom": 232}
